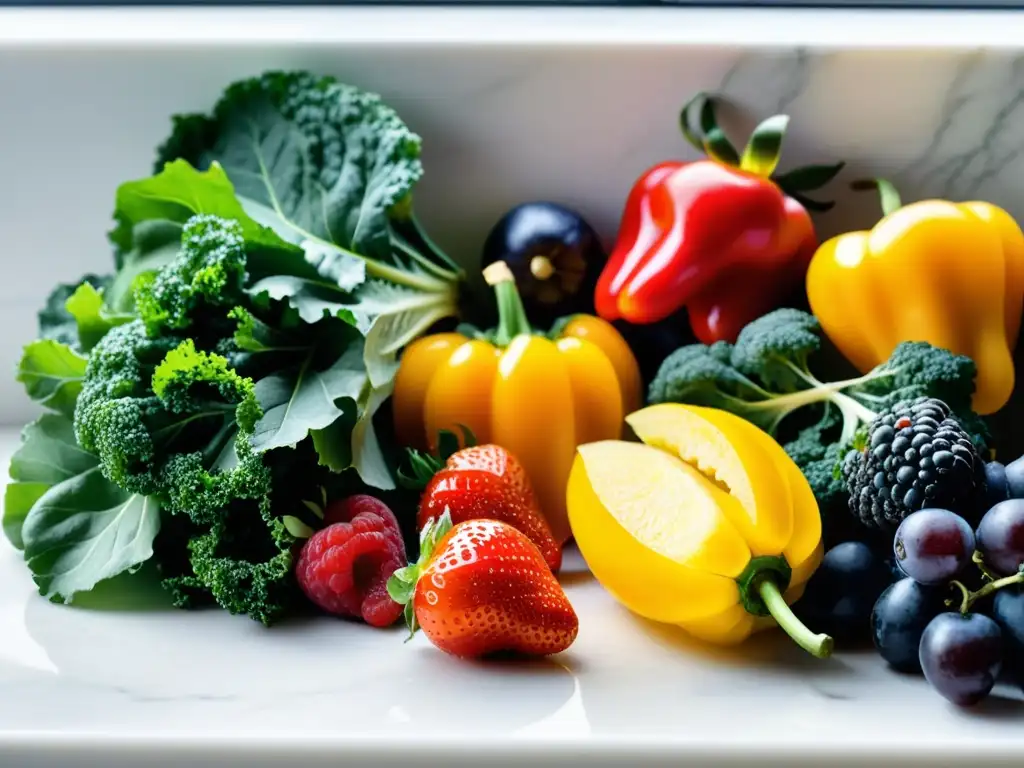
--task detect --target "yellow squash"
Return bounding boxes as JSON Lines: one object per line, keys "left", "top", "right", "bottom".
{"left": 567, "top": 403, "right": 829, "bottom": 656}
{"left": 392, "top": 261, "right": 641, "bottom": 544}
{"left": 806, "top": 179, "right": 1024, "bottom": 415}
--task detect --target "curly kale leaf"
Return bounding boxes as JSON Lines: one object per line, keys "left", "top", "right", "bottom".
{"left": 155, "top": 70, "right": 423, "bottom": 262}
{"left": 154, "top": 70, "right": 462, "bottom": 390}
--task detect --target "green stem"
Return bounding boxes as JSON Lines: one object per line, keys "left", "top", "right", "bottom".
{"left": 949, "top": 570, "right": 1024, "bottom": 614}
{"left": 391, "top": 233, "right": 462, "bottom": 283}
{"left": 851, "top": 178, "right": 903, "bottom": 218}
{"left": 972, "top": 550, "right": 1001, "bottom": 583}
{"left": 757, "top": 578, "right": 834, "bottom": 659}
{"left": 484, "top": 261, "right": 533, "bottom": 347}
{"left": 410, "top": 214, "right": 466, "bottom": 278}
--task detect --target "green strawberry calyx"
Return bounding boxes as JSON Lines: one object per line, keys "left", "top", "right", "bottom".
{"left": 386, "top": 508, "right": 454, "bottom": 641}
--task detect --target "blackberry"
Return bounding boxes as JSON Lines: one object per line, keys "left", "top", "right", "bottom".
{"left": 842, "top": 397, "right": 986, "bottom": 532}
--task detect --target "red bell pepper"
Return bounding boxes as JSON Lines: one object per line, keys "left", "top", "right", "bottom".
{"left": 595, "top": 93, "right": 844, "bottom": 344}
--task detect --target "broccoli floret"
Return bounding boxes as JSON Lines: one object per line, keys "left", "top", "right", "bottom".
{"left": 647, "top": 342, "right": 784, "bottom": 434}
{"left": 74, "top": 324, "right": 256, "bottom": 496}
{"left": 135, "top": 214, "right": 247, "bottom": 337}
{"left": 853, "top": 341, "right": 977, "bottom": 413}
{"left": 731, "top": 308, "right": 823, "bottom": 392}
{"left": 74, "top": 321, "right": 178, "bottom": 494}
{"left": 782, "top": 405, "right": 842, "bottom": 467}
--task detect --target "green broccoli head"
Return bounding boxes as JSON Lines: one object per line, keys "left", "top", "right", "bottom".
{"left": 857, "top": 341, "right": 978, "bottom": 412}
{"left": 730, "top": 308, "right": 822, "bottom": 392}
{"left": 74, "top": 321, "right": 178, "bottom": 494}
{"left": 135, "top": 214, "right": 248, "bottom": 338}
{"left": 74, "top": 320, "right": 263, "bottom": 498}
{"left": 648, "top": 341, "right": 765, "bottom": 406}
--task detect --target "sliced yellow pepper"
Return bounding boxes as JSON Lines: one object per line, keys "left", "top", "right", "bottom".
{"left": 392, "top": 261, "right": 641, "bottom": 544}
{"left": 806, "top": 180, "right": 1024, "bottom": 415}
{"left": 567, "top": 403, "right": 829, "bottom": 656}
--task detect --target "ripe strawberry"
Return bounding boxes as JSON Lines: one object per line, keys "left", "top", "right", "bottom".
{"left": 417, "top": 444, "right": 562, "bottom": 573}
{"left": 386, "top": 511, "right": 578, "bottom": 659}
{"left": 295, "top": 495, "right": 406, "bottom": 628}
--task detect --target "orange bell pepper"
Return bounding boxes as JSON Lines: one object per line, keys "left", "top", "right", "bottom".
{"left": 392, "top": 261, "right": 641, "bottom": 543}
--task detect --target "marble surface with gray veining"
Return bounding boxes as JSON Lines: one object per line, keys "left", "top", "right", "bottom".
{"left": 3, "top": 43, "right": 1024, "bottom": 423}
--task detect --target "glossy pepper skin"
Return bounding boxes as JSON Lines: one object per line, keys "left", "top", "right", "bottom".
{"left": 391, "top": 261, "right": 642, "bottom": 544}
{"left": 806, "top": 180, "right": 1024, "bottom": 416}
{"left": 595, "top": 93, "right": 843, "bottom": 345}
{"left": 568, "top": 403, "right": 830, "bottom": 656}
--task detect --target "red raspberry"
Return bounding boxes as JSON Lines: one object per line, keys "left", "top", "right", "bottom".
{"left": 323, "top": 495, "right": 403, "bottom": 538}
{"left": 295, "top": 496, "right": 406, "bottom": 627}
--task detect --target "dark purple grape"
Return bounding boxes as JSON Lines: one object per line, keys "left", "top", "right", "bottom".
{"left": 1005, "top": 455, "right": 1024, "bottom": 499}
{"left": 976, "top": 498, "right": 1024, "bottom": 577}
{"left": 985, "top": 461, "right": 1010, "bottom": 509}
{"left": 919, "top": 612, "right": 1003, "bottom": 706}
{"left": 991, "top": 587, "right": 1024, "bottom": 688}
{"left": 871, "top": 578, "right": 947, "bottom": 674}
{"left": 893, "top": 508, "right": 975, "bottom": 585}
{"left": 793, "top": 541, "right": 893, "bottom": 644}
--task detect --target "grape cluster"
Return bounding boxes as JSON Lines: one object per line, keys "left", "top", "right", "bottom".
{"left": 871, "top": 463, "right": 1024, "bottom": 707}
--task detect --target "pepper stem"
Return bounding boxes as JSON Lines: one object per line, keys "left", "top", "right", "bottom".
{"left": 756, "top": 577, "right": 834, "bottom": 659}
{"left": 530, "top": 255, "right": 555, "bottom": 281}
{"left": 851, "top": 178, "right": 903, "bottom": 218}
{"left": 483, "top": 260, "right": 533, "bottom": 346}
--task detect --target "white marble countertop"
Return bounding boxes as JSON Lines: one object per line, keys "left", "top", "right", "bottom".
{"left": 0, "top": 418, "right": 1021, "bottom": 767}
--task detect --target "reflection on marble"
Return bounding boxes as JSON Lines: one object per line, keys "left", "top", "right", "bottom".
{"left": 0, "top": 417, "right": 1021, "bottom": 768}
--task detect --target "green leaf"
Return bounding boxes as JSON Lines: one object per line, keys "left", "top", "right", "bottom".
{"left": 37, "top": 274, "right": 112, "bottom": 348}
{"left": 16, "top": 340, "right": 88, "bottom": 417}
{"left": 112, "top": 160, "right": 295, "bottom": 256}
{"left": 6, "top": 413, "right": 161, "bottom": 599}
{"left": 229, "top": 307, "right": 305, "bottom": 354}
{"left": 347, "top": 382, "right": 395, "bottom": 489}
{"left": 154, "top": 71, "right": 423, "bottom": 263}
{"left": 386, "top": 568, "right": 417, "bottom": 604}
{"left": 64, "top": 283, "right": 133, "bottom": 351}
{"left": 250, "top": 343, "right": 368, "bottom": 454}
{"left": 250, "top": 276, "right": 457, "bottom": 390}
{"left": 22, "top": 469, "right": 161, "bottom": 603}
{"left": 739, "top": 115, "right": 790, "bottom": 178}
{"left": 108, "top": 160, "right": 310, "bottom": 311}
{"left": 5, "top": 415, "right": 99, "bottom": 550}
{"left": 773, "top": 162, "right": 846, "bottom": 192}
{"left": 282, "top": 515, "right": 315, "bottom": 539}
{"left": 248, "top": 275, "right": 362, "bottom": 329}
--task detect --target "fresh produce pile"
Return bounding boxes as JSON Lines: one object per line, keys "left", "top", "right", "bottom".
{"left": 4, "top": 72, "right": 1024, "bottom": 706}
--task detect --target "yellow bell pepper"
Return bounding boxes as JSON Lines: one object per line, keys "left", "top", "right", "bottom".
{"left": 392, "top": 260, "right": 641, "bottom": 544}
{"left": 567, "top": 403, "right": 830, "bottom": 657}
{"left": 806, "top": 179, "right": 1024, "bottom": 415}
